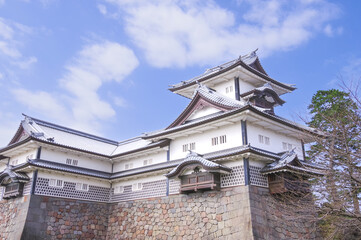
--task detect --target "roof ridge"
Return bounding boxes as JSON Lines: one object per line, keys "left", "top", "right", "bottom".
{"left": 22, "top": 114, "right": 119, "bottom": 145}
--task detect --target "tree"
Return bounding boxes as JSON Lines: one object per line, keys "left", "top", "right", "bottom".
{"left": 307, "top": 89, "right": 361, "bottom": 239}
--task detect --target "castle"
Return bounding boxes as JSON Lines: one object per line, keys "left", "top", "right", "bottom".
{"left": 0, "top": 51, "right": 323, "bottom": 239}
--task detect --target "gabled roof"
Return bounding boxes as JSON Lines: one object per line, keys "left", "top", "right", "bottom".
{"left": 260, "top": 150, "right": 324, "bottom": 176}
{"left": 167, "top": 84, "right": 246, "bottom": 128}
{"left": 169, "top": 50, "right": 296, "bottom": 93}
{"left": 240, "top": 83, "right": 286, "bottom": 106}
{"left": 143, "top": 102, "right": 322, "bottom": 140}
{"left": 165, "top": 151, "right": 232, "bottom": 178}
{"left": 0, "top": 166, "right": 30, "bottom": 186}
{"left": 3, "top": 115, "right": 170, "bottom": 158}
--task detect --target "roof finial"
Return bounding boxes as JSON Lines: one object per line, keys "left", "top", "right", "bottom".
{"left": 251, "top": 48, "right": 258, "bottom": 57}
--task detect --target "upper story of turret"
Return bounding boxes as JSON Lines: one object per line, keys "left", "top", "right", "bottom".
{"left": 169, "top": 50, "right": 295, "bottom": 114}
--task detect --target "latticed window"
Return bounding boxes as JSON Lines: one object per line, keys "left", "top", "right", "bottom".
{"left": 132, "top": 182, "right": 143, "bottom": 191}
{"left": 220, "top": 135, "right": 227, "bottom": 144}
{"left": 212, "top": 137, "right": 218, "bottom": 146}
{"left": 114, "top": 186, "right": 124, "bottom": 194}
{"left": 124, "top": 163, "right": 133, "bottom": 170}
{"left": 49, "top": 179, "right": 63, "bottom": 188}
{"left": 143, "top": 159, "right": 153, "bottom": 166}
{"left": 75, "top": 183, "right": 89, "bottom": 191}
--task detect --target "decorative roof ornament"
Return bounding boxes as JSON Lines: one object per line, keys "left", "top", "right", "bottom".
{"left": 165, "top": 151, "right": 231, "bottom": 178}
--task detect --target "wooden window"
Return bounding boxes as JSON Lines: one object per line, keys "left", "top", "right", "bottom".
{"left": 259, "top": 135, "right": 270, "bottom": 145}
{"left": 226, "top": 86, "right": 233, "bottom": 93}
{"left": 220, "top": 135, "right": 227, "bottom": 144}
{"left": 182, "top": 144, "right": 188, "bottom": 152}
{"left": 183, "top": 143, "right": 195, "bottom": 152}
{"left": 132, "top": 183, "right": 143, "bottom": 191}
{"left": 282, "top": 142, "right": 293, "bottom": 150}
{"left": 49, "top": 179, "right": 63, "bottom": 188}
{"left": 114, "top": 186, "right": 124, "bottom": 194}
{"left": 190, "top": 142, "right": 195, "bottom": 150}
{"left": 124, "top": 163, "right": 133, "bottom": 170}
{"left": 75, "top": 183, "right": 89, "bottom": 191}
{"left": 143, "top": 159, "right": 153, "bottom": 166}
{"left": 212, "top": 137, "right": 219, "bottom": 146}
{"left": 66, "top": 158, "right": 79, "bottom": 166}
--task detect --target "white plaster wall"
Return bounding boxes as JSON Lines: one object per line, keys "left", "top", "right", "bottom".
{"left": 112, "top": 174, "right": 166, "bottom": 187}
{"left": 170, "top": 123, "right": 243, "bottom": 160}
{"left": 238, "top": 78, "right": 256, "bottom": 95}
{"left": 41, "top": 148, "right": 112, "bottom": 172}
{"left": 247, "top": 123, "right": 304, "bottom": 159}
{"left": 38, "top": 171, "right": 110, "bottom": 188}
{"left": 9, "top": 149, "right": 38, "bottom": 166}
{"left": 249, "top": 159, "right": 268, "bottom": 168}
{"left": 187, "top": 106, "right": 221, "bottom": 121}
{"left": 212, "top": 81, "right": 236, "bottom": 99}
{"left": 113, "top": 151, "right": 167, "bottom": 172}
{"left": 223, "top": 159, "right": 244, "bottom": 168}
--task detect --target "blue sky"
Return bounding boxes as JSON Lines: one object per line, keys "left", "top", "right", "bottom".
{"left": 0, "top": 0, "right": 360, "bottom": 146}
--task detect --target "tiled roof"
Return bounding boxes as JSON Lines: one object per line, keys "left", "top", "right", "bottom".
{"left": 21, "top": 115, "right": 118, "bottom": 156}
{"left": 260, "top": 150, "right": 324, "bottom": 176}
{"left": 25, "top": 159, "right": 111, "bottom": 179}
{"left": 170, "top": 51, "right": 259, "bottom": 89}
{"left": 169, "top": 50, "right": 296, "bottom": 92}
{"left": 165, "top": 151, "right": 232, "bottom": 178}
{"left": 0, "top": 166, "right": 30, "bottom": 185}
{"left": 196, "top": 84, "right": 246, "bottom": 108}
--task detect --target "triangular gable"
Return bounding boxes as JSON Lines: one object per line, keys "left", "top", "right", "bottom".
{"left": 8, "top": 125, "right": 29, "bottom": 145}
{"left": 248, "top": 57, "right": 268, "bottom": 76}
{"left": 166, "top": 91, "right": 237, "bottom": 129}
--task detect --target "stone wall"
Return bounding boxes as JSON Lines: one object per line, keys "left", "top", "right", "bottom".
{"left": 107, "top": 186, "right": 254, "bottom": 240}
{"left": 0, "top": 186, "right": 322, "bottom": 240}
{"left": 249, "top": 186, "right": 319, "bottom": 240}
{"left": 0, "top": 196, "right": 31, "bottom": 240}
{"left": 21, "top": 195, "right": 109, "bottom": 240}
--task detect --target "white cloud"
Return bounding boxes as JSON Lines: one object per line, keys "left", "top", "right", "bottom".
{"left": 0, "top": 112, "right": 19, "bottom": 147}
{"left": 323, "top": 24, "right": 343, "bottom": 37}
{"left": 340, "top": 58, "right": 361, "bottom": 80}
{"left": 12, "top": 56, "right": 37, "bottom": 69}
{"left": 98, "top": 4, "right": 108, "bottom": 15}
{"left": 104, "top": 0, "right": 341, "bottom": 68}
{"left": 0, "top": 17, "right": 36, "bottom": 61}
{"left": 12, "top": 41, "right": 139, "bottom": 135}
{"left": 12, "top": 89, "right": 68, "bottom": 119}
